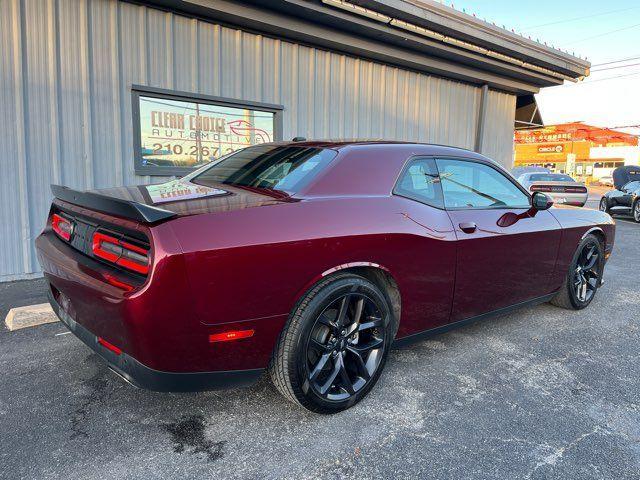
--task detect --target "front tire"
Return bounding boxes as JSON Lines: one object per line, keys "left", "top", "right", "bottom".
{"left": 633, "top": 199, "right": 640, "bottom": 222}
{"left": 269, "top": 273, "right": 395, "bottom": 413}
{"left": 550, "top": 234, "right": 604, "bottom": 310}
{"left": 599, "top": 197, "right": 610, "bottom": 214}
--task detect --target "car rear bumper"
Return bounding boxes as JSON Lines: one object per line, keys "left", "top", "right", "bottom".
{"left": 48, "top": 290, "right": 264, "bottom": 391}
{"left": 36, "top": 215, "right": 286, "bottom": 384}
{"left": 547, "top": 192, "right": 588, "bottom": 206}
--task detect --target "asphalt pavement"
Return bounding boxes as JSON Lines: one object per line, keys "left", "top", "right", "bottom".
{"left": 0, "top": 200, "right": 638, "bottom": 480}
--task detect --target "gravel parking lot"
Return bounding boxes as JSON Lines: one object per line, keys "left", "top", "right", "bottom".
{"left": 1, "top": 200, "right": 639, "bottom": 480}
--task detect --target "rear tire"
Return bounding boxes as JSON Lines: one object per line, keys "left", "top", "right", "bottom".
{"left": 550, "top": 234, "right": 604, "bottom": 310}
{"left": 633, "top": 199, "right": 640, "bottom": 222}
{"left": 269, "top": 273, "right": 395, "bottom": 413}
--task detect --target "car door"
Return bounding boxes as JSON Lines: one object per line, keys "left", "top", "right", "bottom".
{"left": 620, "top": 181, "right": 639, "bottom": 207}
{"left": 435, "top": 157, "right": 562, "bottom": 322}
{"left": 391, "top": 157, "right": 457, "bottom": 335}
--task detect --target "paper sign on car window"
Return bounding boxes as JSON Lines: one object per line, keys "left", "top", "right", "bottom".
{"left": 145, "top": 180, "right": 228, "bottom": 205}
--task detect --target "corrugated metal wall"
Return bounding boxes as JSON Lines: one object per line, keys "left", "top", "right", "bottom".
{"left": 0, "top": 0, "right": 516, "bottom": 280}
{"left": 481, "top": 90, "right": 517, "bottom": 164}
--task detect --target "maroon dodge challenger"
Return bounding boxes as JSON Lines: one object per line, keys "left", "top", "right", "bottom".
{"left": 36, "top": 141, "right": 615, "bottom": 413}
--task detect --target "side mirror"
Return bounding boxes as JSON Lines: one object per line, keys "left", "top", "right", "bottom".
{"left": 532, "top": 191, "right": 553, "bottom": 211}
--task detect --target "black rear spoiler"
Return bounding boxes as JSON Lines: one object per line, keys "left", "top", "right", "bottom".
{"left": 51, "top": 185, "right": 177, "bottom": 224}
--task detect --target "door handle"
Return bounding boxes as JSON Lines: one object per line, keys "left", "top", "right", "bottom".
{"left": 459, "top": 222, "right": 477, "bottom": 234}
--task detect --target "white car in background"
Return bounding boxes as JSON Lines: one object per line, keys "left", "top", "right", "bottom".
{"left": 598, "top": 176, "right": 614, "bottom": 187}
{"left": 516, "top": 172, "right": 589, "bottom": 207}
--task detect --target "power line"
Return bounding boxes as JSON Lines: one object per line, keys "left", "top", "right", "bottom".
{"left": 591, "top": 61, "right": 640, "bottom": 72}
{"left": 609, "top": 124, "right": 640, "bottom": 130}
{"left": 559, "top": 70, "right": 640, "bottom": 86}
{"left": 592, "top": 55, "right": 640, "bottom": 67}
{"left": 522, "top": 6, "right": 640, "bottom": 31}
{"left": 587, "top": 71, "right": 640, "bottom": 83}
{"left": 562, "top": 22, "right": 640, "bottom": 46}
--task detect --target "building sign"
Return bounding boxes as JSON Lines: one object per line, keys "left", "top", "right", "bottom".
{"left": 538, "top": 144, "right": 563, "bottom": 153}
{"left": 132, "top": 87, "right": 283, "bottom": 175}
{"left": 515, "top": 141, "right": 591, "bottom": 165}
{"left": 520, "top": 132, "right": 572, "bottom": 143}
{"left": 515, "top": 122, "right": 638, "bottom": 147}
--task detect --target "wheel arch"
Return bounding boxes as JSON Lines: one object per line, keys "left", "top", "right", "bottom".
{"left": 582, "top": 227, "right": 606, "bottom": 249}
{"left": 292, "top": 262, "right": 402, "bottom": 338}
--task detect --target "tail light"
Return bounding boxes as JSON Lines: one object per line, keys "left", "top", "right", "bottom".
{"left": 530, "top": 185, "right": 552, "bottom": 192}
{"left": 92, "top": 231, "right": 150, "bottom": 275}
{"left": 52, "top": 213, "right": 73, "bottom": 241}
{"left": 565, "top": 186, "right": 587, "bottom": 193}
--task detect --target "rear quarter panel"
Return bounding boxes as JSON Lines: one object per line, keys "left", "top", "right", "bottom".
{"left": 171, "top": 195, "right": 457, "bottom": 339}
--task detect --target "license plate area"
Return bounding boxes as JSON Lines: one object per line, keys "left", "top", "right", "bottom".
{"left": 52, "top": 286, "right": 78, "bottom": 330}
{"left": 69, "top": 218, "right": 98, "bottom": 256}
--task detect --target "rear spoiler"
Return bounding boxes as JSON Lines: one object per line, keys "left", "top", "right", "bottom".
{"left": 51, "top": 185, "right": 177, "bottom": 224}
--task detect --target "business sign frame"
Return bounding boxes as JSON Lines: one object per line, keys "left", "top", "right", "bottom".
{"left": 131, "top": 85, "right": 284, "bottom": 176}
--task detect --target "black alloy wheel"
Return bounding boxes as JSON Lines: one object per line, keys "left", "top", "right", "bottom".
{"left": 269, "top": 273, "right": 395, "bottom": 413}
{"left": 634, "top": 200, "right": 640, "bottom": 222}
{"left": 305, "top": 293, "right": 385, "bottom": 401}
{"left": 550, "top": 233, "right": 604, "bottom": 310}
{"left": 573, "top": 241, "right": 600, "bottom": 304}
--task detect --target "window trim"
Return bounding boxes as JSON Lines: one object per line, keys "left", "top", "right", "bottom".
{"left": 392, "top": 156, "right": 445, "bottom": 210}
{"left": 131, "top": 85, "right": 284, "bottom": 176}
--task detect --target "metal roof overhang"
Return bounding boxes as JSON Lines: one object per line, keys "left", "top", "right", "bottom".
{"left": 131, "top": 0, "right": 590, "bottom": 95}
{"left": 360, "top": 0, "right": 590, "bottom": 79}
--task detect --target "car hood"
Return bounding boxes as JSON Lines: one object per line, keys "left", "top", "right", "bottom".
{"left": 93, "top": 179, "right": 294, "bottom": 217}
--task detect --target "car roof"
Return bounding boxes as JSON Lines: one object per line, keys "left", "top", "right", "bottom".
{"left": 258, "top": 139, "right": 498, "bottom": 164}
{"left": 526, "top": 172, "right": 567, "bottom": 176}
{"left": 264, "top": 139, "right": 475, "bottom": 152}
{"left": 283, "top": 140, "right": 507, "bottom": 198}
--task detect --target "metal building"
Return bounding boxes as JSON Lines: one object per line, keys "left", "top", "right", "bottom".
{"left": 0, "top": 0, "right": 589, "bottom": 280}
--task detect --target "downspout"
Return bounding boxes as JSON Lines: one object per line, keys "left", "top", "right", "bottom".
{"left": 474, "top": 84, "right": 489, "bottom": 153}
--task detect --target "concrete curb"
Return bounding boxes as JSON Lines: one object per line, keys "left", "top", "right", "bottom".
{"left": 4, "top": 303, "right": 58, "bottom": 331}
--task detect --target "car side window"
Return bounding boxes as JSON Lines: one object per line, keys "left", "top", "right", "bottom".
{"left": 623, "top": 181, "right": 639, "bottom": 192}
{"left": 436, "top": 158, "right": 530, "bottom": 209}
{"left": 393, "top": 158, "right": 444, "bottom": 208}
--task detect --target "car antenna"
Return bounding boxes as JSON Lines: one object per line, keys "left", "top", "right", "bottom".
{"left": 292, "top": 136, "right": 306, "bottom": 142}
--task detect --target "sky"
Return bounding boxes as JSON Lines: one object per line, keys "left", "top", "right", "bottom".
{"left": 446, "top": 0, "right": 640, "bottom": 134}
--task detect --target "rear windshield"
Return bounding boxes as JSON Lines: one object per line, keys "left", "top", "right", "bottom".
{"left": 529, "top": 174, "right": 575, "bottom": 182}
{"left": 189, "top": 145, "right": 336, "bottom": 194}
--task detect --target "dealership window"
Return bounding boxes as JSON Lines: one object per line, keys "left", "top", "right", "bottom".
{"left": 132, "top": 86, "right": 283, "bottom": 176}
